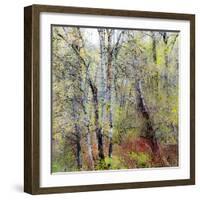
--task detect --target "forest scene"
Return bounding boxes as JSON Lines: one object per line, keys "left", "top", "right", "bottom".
{"left": 51, "top": 25, "right": 179, "bottom": 173}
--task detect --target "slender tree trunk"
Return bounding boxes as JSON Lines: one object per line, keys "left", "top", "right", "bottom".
{"left": 82, "top": 65, "right": 95, "bottom": 170}
{"left": 89, "top": 78, "right": 105, "bottom": 161}
{"left": 151, "top": 32, "right": 157, "bottom": 64}
{"left": 98, "top": 29, "right": 107, "bottom": 136}
{"left": 106, "top": 30, "right": 124, "bottom": 162}
{"left": 151, "top": 32, "right": 159, "bottom": 98}
{"left": 161, "top": 32, "right": 170, "bottom": 98}
{"left": 107, "top": 30, "right": 113, "bottom": 159}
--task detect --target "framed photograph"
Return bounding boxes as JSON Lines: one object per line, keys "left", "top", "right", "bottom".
{"left": 24, "top": 4, "right": 195, "bottom": 194}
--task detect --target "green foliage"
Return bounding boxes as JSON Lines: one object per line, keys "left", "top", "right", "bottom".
{"left": 105, "top": 156, "right": 125, "bottom": 170}
{"left": 129, "top": 152, "right": 151, "bottom": 168}
{"left": 95, "top": 159, "right": 108, "bottom": 170}
{"left": 52, "top": 162, "right": 62, "bottom": 172}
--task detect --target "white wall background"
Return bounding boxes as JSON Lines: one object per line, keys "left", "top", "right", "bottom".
{"left": 0, "top": 0, "right": 199, "bottom": 199}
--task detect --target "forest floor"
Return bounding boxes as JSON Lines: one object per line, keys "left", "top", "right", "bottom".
{"left": 101, "top": 136, "right": 178, "bottom": 170}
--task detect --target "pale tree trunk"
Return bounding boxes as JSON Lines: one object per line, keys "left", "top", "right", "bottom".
{"left": 162, "top": 33, "right": 178, "bottom": 96}
{"left": 82, "top": 67, "right": 95, "bottom": 170}
{"left": 106, "top": 30, "right": 124, "bottom": 162}
{"left": 98, "top": 29, "right": 107, "bottom": 136}
{"left": 160, "top": 32, "right": 170, "bottom": 97}
{"left": 151, "top": 32, "right": 159, "bottom": 99}
{"left": 86, "top": 125, "right": 95, "bottom": 169}
{"left": 82, "top": 73, "right": 95, "bottom": 170}
{"left": 106, "top": 30, "right": 114, "bottom": 159}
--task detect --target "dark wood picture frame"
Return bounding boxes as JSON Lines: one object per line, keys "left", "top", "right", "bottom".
{"left": 24, "top": 4, "right": 195, "bottom": 194}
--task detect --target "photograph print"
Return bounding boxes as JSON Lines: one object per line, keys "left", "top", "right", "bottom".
{"left": 51, "top": 25, "right": 179, "bottom": 173}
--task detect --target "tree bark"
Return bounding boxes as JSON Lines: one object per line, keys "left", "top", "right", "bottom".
{"left": 75, "top": 124, "right": 82, "bottom": 169}
{"left": 135, "top": 79, "right": 170, "bottom": 166}
{"left": 151, "top": 32, "right": 157, "bottom": 64}
{"left": 160, "top": 32, "right": 170, "bottom": 97}
{"left": 98, "top": 29, "right": 107, "bottom": 136}
{"left": 86, "top": 125, "right": 95, "bottom": 169}
{"left": 107, "top": 30, "right": 113, "bottom": 159}
{"left": 136, "top": 80, "right": 154, "bottom": 138}
{"left": 89, "top": 78, "right": 105, "bottom": 161}
{"left": 69, "top": 28, "right": 95, "bottom": 170}
{"left": 72, "top": 98, "right": 82, "bottom": 169}
{"left": 82, "top": 64, "right": 95, "bottom": 170}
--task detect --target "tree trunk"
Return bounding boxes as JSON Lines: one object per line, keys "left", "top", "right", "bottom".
{"left": 136, "top": 80, "right": 154, "bottom": 138}
{"left": 72, "top": 98, "right": 82, "bottom": 170}
{"left": 161, "top": 32, "right": 170, "bottom": 98}
{"left": 82, "top": 107, "right": 94, "bottom": 170}
{"left": 151, "top": 32, "right": 157, "bottom": 64}
{"left": 86, "top": 125, "right": 95, "bottom": 169}
{"left": 98, "top": 29, "right": 107, "bottom": 136}
{"left": 135, "top": 79, "right": 169, "bottom": 166}
{"left": 107, "top": 30, "right": 113, "bottom": 159}
{"left": 75, "top": 124, "right": 82, "bottom": 169}
{"left": 89, "top": 78, "right": 105, "bottom": 161}
{"left": 82, "top": 65, "right": 95, "bottom": 170}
